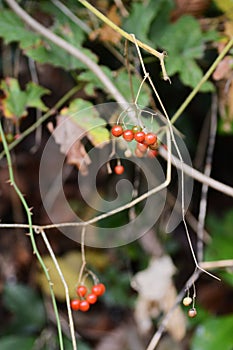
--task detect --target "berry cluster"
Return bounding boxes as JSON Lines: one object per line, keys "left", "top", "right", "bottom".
{"left": 111, "top": 124, "right": 158, "bottom": 158}
{"left": 182, "top": 296, "right": 197, "bottom": 318}
{"left": 71, "top": 283, "right": 106, "bottom": 312}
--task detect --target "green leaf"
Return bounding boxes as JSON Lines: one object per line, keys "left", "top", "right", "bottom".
{"left": 151, "top": 15, "right": 218, "bottom": 90}
{"left": 61, "top": 99, "right": 110, "bottom": 145}
{"left": 78, "top": 66, "right": 112, "bottom": 95}
{"left": 0, "top": 8, "right": 96, "bottom": 71}
{"left": 0, "top": 78, "right": 49, "bottom": 120}
{"left": 25, "top": 82, "right": 49, "bottom": 111}
{"left": 123, "top": 0, "right": 165, "bottom": 44}
{"left": 192, "top": 314, "right": 233, "bottom": 350}
{"left": 0, "top": 335, "right": 35, "bottom": 350}
{"left": 24, "top": 35, "right": 97, "bottom": 71}
{"left": 3, "top": 283, "right": 46, "bottom": 332}
{"left": 114, "top": 69, "right": 151, "bottom": 106}
{"left": 0, "top": 78, "right": 27, "bottom": 119}
{"left": 179, "top": 60, "right": 214, "bottom": 92}
{"left": 149, "top": 0, "right": 174, "bottom": 42}
{"left": 0, "top": 10, "right": 37, "bottom": 47}
{"left": 157, "top": 16, "right": 206, "bottom": 58}
{"left": 78, "top": 67, "right": 151, "bottom": 106}
{"left": 23, "top": 6, "right": 97, "bottom": 70}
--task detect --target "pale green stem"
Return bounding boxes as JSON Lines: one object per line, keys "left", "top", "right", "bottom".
{"left": 78, "top": 0, "right": 170, "bottom": 81}
{"left": 171, "top": 37, "right": 233, "bottom": 124}
{"left": 0, "top": 121, "right": 64, "bottom": 350}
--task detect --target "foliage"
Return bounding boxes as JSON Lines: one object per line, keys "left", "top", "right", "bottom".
{"left": 0, "top": 335, "right": 35, "bottom": 350}
{"left": 124, "top": 0, "right": 218, "bottom": 90}
{"left": 61, "top": 99, "right": 110, "bottom": 146}
{"left": 0, "top": 78, "right": 49, "bottom": 121}
{"left": 191, "top": 314, "right": 233, "bottom": 350}
{"left": 0, "top": 8, "right": 97, "bottom": 70}
{"left": 153, "top": 15, "right": 217, "bottom": 91}
{"left": 2, "top": 283, "right": 46, "bottom": 333}
{"left": 1, "top": 282, "right": 91, "bottom": 349}
{"left": 0, "top": 1, "right": 232, "bottom": 350}
{"left": 78, "top": 67, "right": 151, "bottom": 106}
{"left": 123, "top": 0, "right": 166, "bottom": 45}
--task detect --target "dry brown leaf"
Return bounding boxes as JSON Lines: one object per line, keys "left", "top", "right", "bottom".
{"left": 224, "top": 20, "right": 233, "bottom": 38}
{"left": 217, "top": 80, "right": 233, "bottom": 132}
{"left": 213, "top": 56, "right": 233, "bottom": 81}
{"left": 131, "top": 256, "right": 176, "bottom": 301}
{"left": 131, "top": 256, "right": 186, "bottom": 340}
{"left": 171, "top": 0, "right": 210, "bottom": 20}
{"left": 212, "top": 34, "right": 233, "bottom": 132}
{"left": 48, "top": 116, "right": 91, "bottom": 175}
{"left": 161, "top": 284, "right": 186, "bottom": 341}
{"left": 90, "top": 5, "right": 122, "bottom": 44}
{"left": 66, "top": 139, "right": 91, "bottom": 176}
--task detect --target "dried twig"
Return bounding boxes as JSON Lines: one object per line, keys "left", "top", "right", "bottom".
{"left": 197, "top": 94, "right": 217, "bottom": 262}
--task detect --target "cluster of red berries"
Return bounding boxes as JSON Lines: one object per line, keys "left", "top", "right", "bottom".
{"left": 182, "top": 296, "right": 197, "bottom": 318}
{"left": 111, "top": 124, "right": 158, "bottom": 159}
{"left": 71, "top": 283, "right": 106, "bottom": 312}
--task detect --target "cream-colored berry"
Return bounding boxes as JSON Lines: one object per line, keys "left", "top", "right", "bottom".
{"left": 183, "top": 296, "right": 192, "bottom": 306}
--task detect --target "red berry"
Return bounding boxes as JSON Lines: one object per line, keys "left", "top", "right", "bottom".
{"left": 147, "top": 149, "right": 158, "bottom": 158}
{"left": 92, "top": 283, "right": 106, "bottom": 296}
{"left": 149, "top": 141, "right": 158, "bottom": 150}
{"left": 111, "top": 125, "right": 123, "bottom": 137}
{"left": 134, "top": 131, "right": 145, "bottom": 143}
{"left": 123, "top": 129, "right": 134, "bottom": 142}
{"left": 114, "top": 165, "right": 124, "bottom": 175}
{"left": 79, "top": 300, "right": 90, "bottom": 312}
{"left": 136, "top": 142, "right": 148, "bottom": 153}
{"left": 132, "top": 125, "right": 142, "bottom": 133}
{"left": 71, "top": 299, "right": 80, "bottom": 311}
{"left": 135, "top": 148, "right": 145, "bottom": 158}
{"left": 144, "top": 133, "right": 157, "bottom": 145}
{"left": 86, "top": 293, "right": 98, "bottom": 304}
{"left": 76, "top": 285, "right": 87, "bottom": 297}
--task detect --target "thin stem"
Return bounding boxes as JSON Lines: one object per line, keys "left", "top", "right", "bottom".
{"left": 28, "top": 57, "right": 42, "bottom": 153}
{"left": 0, "top": 121, "right": 64, "bottom": 350}
{"left": 171, "top": 37, "right": 233, "bottom": 124}
{"left": 78, "top": 0, "right": 170, "bottom": 81}
{"left": 0, "top": 131, "right": 232, "bottom": 235}
{"left": 78, "top": 227, "right": 87, "bottom": 285}
{"left": 5, "top": 0, "right": 127, "bottom": 104}
{"left": 38, "top": 228, "right": 77, "bottom": 350}
{"left": 146, "top": 269, "right": 201, "bottom": 350}
{"left": 130, "top": 34, "right": 221, "bottom": 283}
{"left": 200, "top": 259, "right": 233, "bottom": 269}
{"left": 41, "top": 129, "right": 171, "bottom": 230}
{"left": 197, "top": 94, "right": 217, "bottom": 262}
{"left": 159, "top": 146, "right": 233, "bottom": 197}
{"left": 0, "top": 85, "right": 80, "bottom": 160}
{"left": 51, "top": 0, "right": 91, "bottom": 33}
